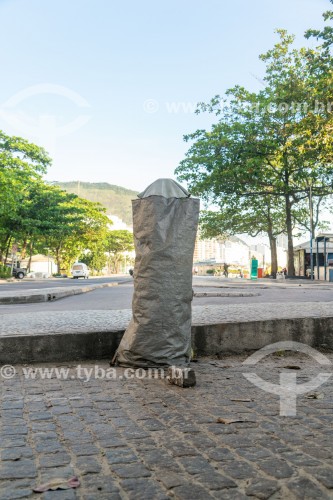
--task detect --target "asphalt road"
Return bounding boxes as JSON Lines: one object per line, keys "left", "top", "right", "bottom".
{"left": 0, "top": 277, "right": 333, "bottom": 315}
{"left": 0, "top": 276, "right": 127, "bottom": 291}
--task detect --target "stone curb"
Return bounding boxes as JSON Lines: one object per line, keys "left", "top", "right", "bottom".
{"left": 0, "top": 282, "right": 119, "bottom": 304}
{"left": 194, "top": 291, "right": 260, "bottom": 297}
{"left": 1, "top": 303, "right": 333, "bottom": 363}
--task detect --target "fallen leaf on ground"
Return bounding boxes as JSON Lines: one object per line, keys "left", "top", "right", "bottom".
{"left": 306, "top": 393, "right": 324, "bottom": 400}
{"left": 217, "top": 418, "right": 249, "bottom": 424}
{"left": 33, "top": 477, "right": 80, "bottom": 493}
{"left": 230, "top": 398, "right": 252, "bottom": 402}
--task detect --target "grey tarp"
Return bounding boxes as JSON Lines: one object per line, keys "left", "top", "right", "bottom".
{"left": 114, "top": 178, "right": 200, "bottom": 368}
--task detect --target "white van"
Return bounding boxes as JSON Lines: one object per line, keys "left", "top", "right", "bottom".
{"left": 71, "top": 262, "right": 90, "bottom": 279}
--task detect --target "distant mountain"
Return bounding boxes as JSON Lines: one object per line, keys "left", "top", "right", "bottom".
{"left": 54, "top": 181, "right": 138, "bottom": 225}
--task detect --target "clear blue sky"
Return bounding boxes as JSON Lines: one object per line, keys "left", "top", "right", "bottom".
{"left": 0, "top": 0, "right": 328, "bottom": 191}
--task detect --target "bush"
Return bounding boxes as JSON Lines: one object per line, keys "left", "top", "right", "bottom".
{"left": 206, "top": 269, "right": 215, "bottom": 275}
{"left": 0, "top": 265, "right": 11, "bottom": 279}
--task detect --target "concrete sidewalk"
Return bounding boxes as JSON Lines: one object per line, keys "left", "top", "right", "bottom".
{"left": 193, "top": 276, "right": 333, "bottom": 289}
{"left": 1, "top": 302, "right": 333, "bottom": 363}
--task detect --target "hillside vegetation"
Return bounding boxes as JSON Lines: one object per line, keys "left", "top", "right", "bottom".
{"left": 54, "top": 181, "right": 138, "bottom": 225}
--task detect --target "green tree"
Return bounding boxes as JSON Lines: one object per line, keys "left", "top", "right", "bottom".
{"left": 78, "top": 243, "right": 107, "bottom": 275}
{"left": 200, "top": 195, "right": 286, "bottom": 276}
{"left": 0, "top": 131, "right": 51, "bottom": 262}
{"left": 44, "top": 193, "right": 109, "bottom": 273}
{"left": 176, "top": 29, "right": 333, "bottom": 275}
{"left": 104, "top": 230, "right": 134, "bottom": 274}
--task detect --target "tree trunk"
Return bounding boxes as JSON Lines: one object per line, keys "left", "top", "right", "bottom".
{"left": 107, "top": 255, "right": 112, "bottom": 274}
{"left": 0, "top": 234, "right": 11, "bottom": 263}
{"left": 56, "top": 250, "right": 61, "bottom": 274}
{"left": 21, "top": 239, "right": 28, "bottom": 260}
{"left": 27, "top": 242, "right": 33, "bottom": 272}
{"left": 285, "top": 194, "right": 295, "bottom": 275}
{"left": 268, "top": 233, "right": 278, "bottom": 278}
{"left": 4, "top": 236, "right": 12, "bottom": 265}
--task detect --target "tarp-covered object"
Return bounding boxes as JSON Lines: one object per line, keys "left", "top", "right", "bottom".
{"left": 138, "top": 178, "right": 190, "bottom": 199}
{"left": 114, "top": 179, "right": 200, "bottom": 368}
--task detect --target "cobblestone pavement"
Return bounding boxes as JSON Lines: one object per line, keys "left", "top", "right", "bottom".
{"left": 1, "top": 354, "right": 333, "bottom": 499}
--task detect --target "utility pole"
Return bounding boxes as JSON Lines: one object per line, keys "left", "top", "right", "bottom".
{"left": 309, "top": 185, "right": 314, "bottom": 281}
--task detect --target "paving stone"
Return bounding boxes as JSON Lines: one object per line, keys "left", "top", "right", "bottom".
{"left": 216, "top": 435, "right": 254, "bottom": 448}
{"left": 110, "top": 463, "right": 152, "bottom": 478}
{"left": 213, "top": 490, "right": 248, "bottom": 499}
{"left": 1, "top": 400, "right": 24, "bottom": 410}
{"left": 245, "top": 477, "right": 281, "bottom": 499}
{"left": 98, "top": 437, "right": 127, "bottom": 448}
{"left": 287, "top": 476, "right": 331, "bottom": 499}
{"left": 31, "top": 422, "right": 57, "bottom": 432}
{"left": 207, "top": 448, "right": 236, "bottom": 462}
{"left": 189, "top": 435, "right": 217, "bottom": 449}
{"left": 301, "top": 446, "right": 332, "bottom": 460}
{"left": 106, "top": 448, "right": 138, "bottom": 464}
{"left": 33, "top": 431, "right": 58, "bottom": 440}
{"left": 83, "top": 494, "right": 121, "bottom": 500}
{"left": 76, "top": 456, "right": 102, "bottom": 474}
{"left": 38, "top": 452, "right": 71, "bottom": 468}
{"left": 108, "top": 416, "right": 134, "bottom": 427}
{"left": 156, "top": 471, "right": 187, "bottom": 489}
{"left": 70, "top": 443, "right": 100, "bottom": 456}
{"left": 1, "top": 447, "right": 34, "bottom": 460}
{"left": 281, "top": 451, "right": 321, "bottom": 467}
{"left": 29, "top": 411, "right": 53, "bottom": 421}
{"left": 121, "top": 478, "right": 168, "bottom": 499}
{"left": 165, "top": 442, "right": 200, "bottom": 457}
{"left": 173, "top": 482, "right": 214, "bottom": 499}
{"left": 178, "top": 456, "right": 216, "bottom": 475}
{"left": 38, "top": 467, "right": 75, "bottom": 482}
{"left": 221, "top": 461, "right": 257, "bottom": 480}
{"left": 311, "top": 467, "right": 333, "bottom": 489}
{"left": 140, "top": 418, "right": 166, "bottom": 431}
{"left": 1, "top": 478, "right": 35, "bottom": 490}
{"left": 82, "top": 474, "right": 121, "bottom": 495}
{"left": 258, "top": 458, "right": 294, "bottom": 479}
{"left": 1, "top": 409, "right": 24, "bottom": 419}
{"left": 140, "top": 449, "right": 179, "bottom": 471}
{"left": 0, "top": 460, "right": 37, "bottom": 479}
{"left": 2, "top": 425, "right": 28, "bottom": 435}
{"left": 121, "top": 427, "right": 152, "bottom": 440}
{"left": 42, "top": 490, "right": 78, "bottom": 500}
{"left": 50, "top": 405, "right": 72, "bottom": 415}
{"left": 62, "top": 431, "right": 94, "bottom": 443}
{"left": 35, "top": 440, "right": 65, "bottom": 453}
{"left": 0, "top": 488, "right": 34, "bottom": 500}
{"left": 1, "top": 437, "right": 27, "bottom": 448}
{"left": 197, "top": 472, "right": 238, "bottom": 490}
{"left": 130, "top": 438, "right": 157, "bottom": 451}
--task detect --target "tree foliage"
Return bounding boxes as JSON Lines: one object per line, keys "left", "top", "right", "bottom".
{"left": 0, "top": 130, "right": 110, "bottom": 273}
{"left": 176, "top": 16, "right": 333, "bottom": 275}
{"left": 104, "top": 230, "right": 134, "bottom": 274}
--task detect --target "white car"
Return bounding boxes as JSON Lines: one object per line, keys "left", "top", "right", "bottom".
{"left": 71, "top": 263, "right": 90, "bottom": 279}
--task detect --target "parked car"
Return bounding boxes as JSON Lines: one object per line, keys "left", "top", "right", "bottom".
{"left": 13, "top": 267, "right": 27, "bottom": 279}
{"left": 71, "top": 263, "right": 90, "bottom": 279}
